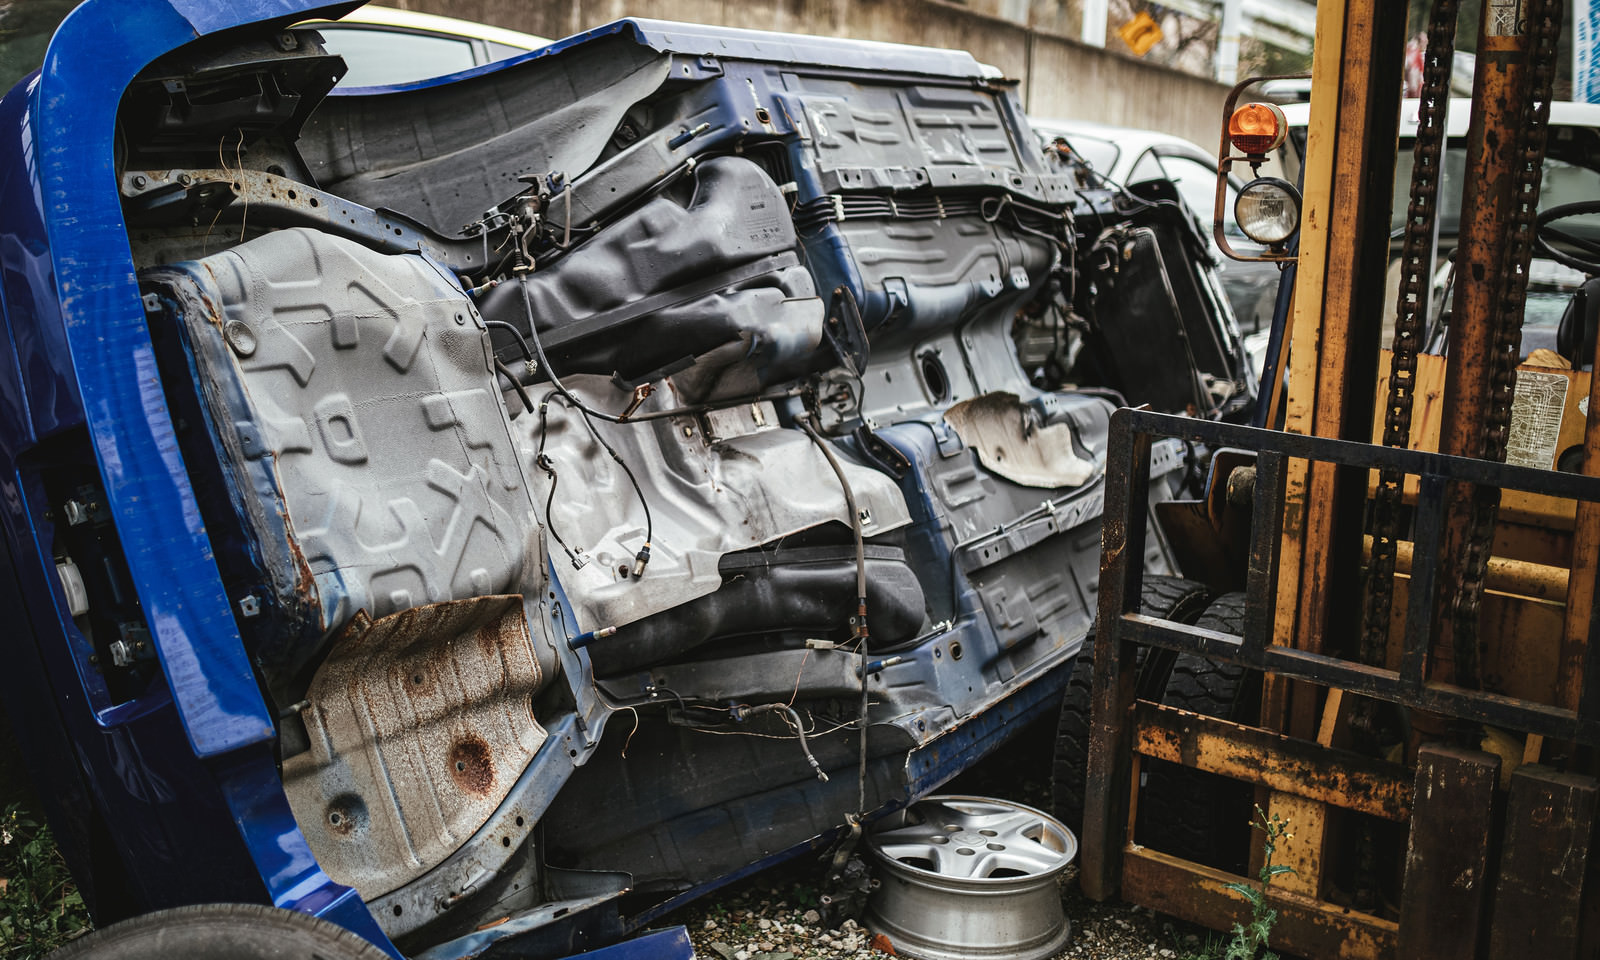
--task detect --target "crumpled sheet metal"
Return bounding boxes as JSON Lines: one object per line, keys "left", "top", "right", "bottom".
{"left": 942, "top": 392, "right": 1097, "bottom": 489}
{"left": 283, "top": 594, "right": 547, "bottom": 899}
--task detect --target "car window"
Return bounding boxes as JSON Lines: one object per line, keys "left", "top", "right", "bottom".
{"left": 1128, "top": 149, "right": 1164, "bottom": 186}
{"left": 1389, "top": 140, "right": 1469, "bottom": 238}
{"left": 1158, "top": 154, "right": 1240, "bottom": 233}
{"left": 1389, "top": 132, "right": 1600, "bottom": 243}
{"left": 1541, "top": 155, "right": 1600, "bottom": 244}
{"left": 486, "top": 40, "right": 537, "bottom": 61}
{"left": 1045, "top": 132, "right": 1119, "bottom": 177}
{"left": 314, "top": 26, "right": 480, "bottom": 86}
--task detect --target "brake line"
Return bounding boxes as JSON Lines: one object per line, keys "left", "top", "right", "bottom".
{"left": 537, "top": 389, "right": 654, "bottom": 576}
{"left": 796, "top": 415, "right": 871, "bottom": 821}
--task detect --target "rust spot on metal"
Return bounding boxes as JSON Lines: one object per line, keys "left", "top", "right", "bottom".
{"left": 407, "top": 665, "right": 437, "bottom": 696}
{"left": 188, "top": 265, "right": 227, "bottom": 327}
{"left": 475, "top": 611, "right": 521, "bottom": 660}
{"left": 326, "top": 796, "right": 361, "bottom": 836}
{"left": 1132, "top": 701, "right": 1413, "bottom": 821}
{"left": 449, "top": 736, "right": 496, "bottom": 794}
{"left": 283, "top": 526, "right": 322, "bottom": 618}
{"left": 284, "top": 595, "right": 545, "bottom": 896}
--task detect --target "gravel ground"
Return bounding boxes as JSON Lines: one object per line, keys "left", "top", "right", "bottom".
{"left": 659, "top": 716, "right": 1220, "bottom": 960}
{"left": 663, "top": 861, "right": 1206, "bottom": 960}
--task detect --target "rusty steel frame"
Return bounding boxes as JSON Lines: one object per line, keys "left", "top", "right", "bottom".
{"left": 1271, "top": 0, "right": 1407, "bottom": 750}
{"left": 1081, "top": 408, "right": 1600, "bottom": 955}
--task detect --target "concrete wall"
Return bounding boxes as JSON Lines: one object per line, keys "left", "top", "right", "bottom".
{"left": 389, "top": 0, "right": 1233, "bottom": 149}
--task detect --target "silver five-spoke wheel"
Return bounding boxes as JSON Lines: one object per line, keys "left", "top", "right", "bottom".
{"left": 864, "top": 795, "right": 1076, "bottom": 960}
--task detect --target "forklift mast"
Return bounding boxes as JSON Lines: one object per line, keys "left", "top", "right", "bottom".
{"left": 1080, "top": 1, "right": 1600, "bottom": 957}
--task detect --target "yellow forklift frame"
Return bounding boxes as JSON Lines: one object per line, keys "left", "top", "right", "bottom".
{"left": 1079, "top": 2, "right": 1600, "bottom": 958}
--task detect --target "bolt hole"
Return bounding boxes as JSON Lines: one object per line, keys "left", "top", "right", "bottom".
{"left": 456, "top": 761, "right": 467, "bottom": 772}
{"left": 516, "top": 816, "right": 525, "bottom": 827}
{"left": 393, "top": 905, "right": 403, "bottom": 917}
{"left": 1557, "top": 444, "right": 1586, "bottom": 473}
{"left": 502, "top": 836, "right": 511, "bottom": 847}
{"left": 956, "top": 847, "right": 975, "bottom": 856}
{"left": 979, "top": 829, "right": 997, "bottom": 836}
{"left": 950, "top": 641, "right": 963, "bottom": 661}
{"left": 920, "top": 353, "right": 949, "bottom": 402}
{"left": 987, "top": 842, "right": 1006, "bottom": 851}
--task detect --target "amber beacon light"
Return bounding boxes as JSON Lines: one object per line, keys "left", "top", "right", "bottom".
{"left": 1227, "top": 101, "right": 1288, "bottom": 156}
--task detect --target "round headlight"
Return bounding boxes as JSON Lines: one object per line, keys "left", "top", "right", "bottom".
{"left": 1234, "top": 177, "right": 1301, "bottom": 245}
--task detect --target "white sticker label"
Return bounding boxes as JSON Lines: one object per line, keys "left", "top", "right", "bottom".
{"left": 1489, "top": 0, "right": 1526, "bottom": 36}
{"left": 1507, "top": 369, "right": 1569, "bottom": 469}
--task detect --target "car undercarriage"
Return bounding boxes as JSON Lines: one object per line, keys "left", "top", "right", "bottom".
{"left": 0, "top": 6, "right": 1253, "bottom": 956}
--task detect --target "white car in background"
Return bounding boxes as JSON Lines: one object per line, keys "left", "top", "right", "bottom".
{"left": 1277, "top": 98, "right": 1600, "bottom": 365}
{"left": 1030, "top": 118, "right": 1285, "bottom": 337}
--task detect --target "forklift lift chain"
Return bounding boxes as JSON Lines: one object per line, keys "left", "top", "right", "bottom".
{"left": 1452, "top": 0, "right": 1562, "bottom": 683}
{"left": 1365, "top": 0, "right": 1562, "bottom": 684}
{"left": 1363, "top": 0, "right": 1460, "bottom": 669}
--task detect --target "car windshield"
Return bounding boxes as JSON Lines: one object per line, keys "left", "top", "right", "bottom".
{"left": 1056, "top": 133, "right": 1120, "bottom": 178}
{"left": 1389, "top": 129, "right": 1600, "bottom": 242}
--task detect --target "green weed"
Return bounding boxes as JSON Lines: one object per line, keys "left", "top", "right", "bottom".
{"left": 1188, "top": 804, "right": 1295, "bottom": 960}
{"left": 0, "top": 803, "right": 90, "bottom": 958}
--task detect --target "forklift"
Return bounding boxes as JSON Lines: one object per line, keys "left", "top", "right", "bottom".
{"left": 1075, "top": 0, "right": 1600, "bottom": 956}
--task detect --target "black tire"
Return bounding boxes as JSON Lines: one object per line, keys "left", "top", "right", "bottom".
{"left": 46, "top": 903, "right": 391, "bottom": 960}
{"left": 1139, "top": 592, "right": 1261, "bottom": 874}
{"left": 1051, "top": 575, "right": 1210, "bottom": 833}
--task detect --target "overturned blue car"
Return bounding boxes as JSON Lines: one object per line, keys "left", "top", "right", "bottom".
{"left": 0, "top": 2, "right": 1252, "bottom": 956}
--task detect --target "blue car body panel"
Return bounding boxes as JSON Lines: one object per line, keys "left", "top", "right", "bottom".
{"left": 3, "top": 0, "right": 397, "bottom": 951}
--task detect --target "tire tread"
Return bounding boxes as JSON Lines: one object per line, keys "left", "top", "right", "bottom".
{"left": 47, "top": 902, "right": 390, "bottom": 960}
{"left": 1050, "top": 576, "right": 1209, "bottom": 831}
